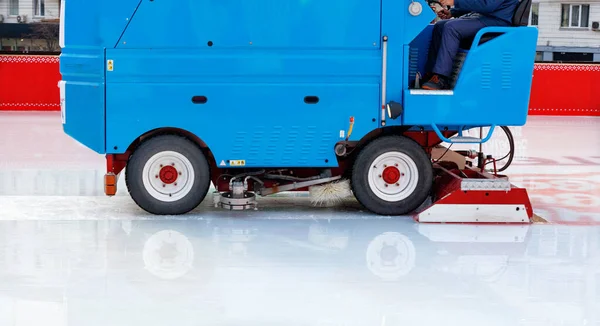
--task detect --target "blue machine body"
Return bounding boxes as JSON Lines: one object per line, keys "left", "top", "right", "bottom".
{"left": 59, "top": 0, "right": 538, "bottom": 168}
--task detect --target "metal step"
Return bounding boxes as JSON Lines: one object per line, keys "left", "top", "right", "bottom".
{"left": 461, "top": 178, "right": 511, "bottom": 191}
{"left": 447, "top": 136, "right": 485, "bottom": 143}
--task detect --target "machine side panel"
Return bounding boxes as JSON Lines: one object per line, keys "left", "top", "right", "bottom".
{"left": 407, "top": 26, "right": 434, "bottom": 90}
{"left": 104, "top": 49, "right": 382, "bottom": 83}
{"left": 59, "top": 49, "right": 106, "bottom": 153}
{"left": 61, "top": 80, "right": 106, "bottom": 153}
{"left": 62, "top": 0, "right": 141, "bottom": 49}
{"left": 403, "top": 27, "right": 539, "bottom": 126}
{"left": 106, "top": 83, "right": 380, "bottom": 167}
{"left": 104, "top": 49, "right": 381, "bottom": 167}
{"left": 59, "top": 0, "right": 142, "bottom": 154}
{"left": 117, "top": 0, "right": 381, "bottom": 49}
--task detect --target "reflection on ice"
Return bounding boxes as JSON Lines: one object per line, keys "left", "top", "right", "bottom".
{"left": 366, "top": 232, "right": 416, "bottom": 281}
{"left": 0, "top": 219, "right": 598, "bottom": 325}
{"left": 143, "top": 229, "right": 195, "bottom": 280}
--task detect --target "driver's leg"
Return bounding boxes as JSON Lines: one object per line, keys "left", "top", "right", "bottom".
{"left": 423, "top": 18, "right": 486, "bottom": 90}
{"left": 424, "top": 19, "right": 450, "bottom": 80}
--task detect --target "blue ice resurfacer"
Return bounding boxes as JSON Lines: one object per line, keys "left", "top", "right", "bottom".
{"left": 59, "top": 0, "right": 538, "bottom": 223}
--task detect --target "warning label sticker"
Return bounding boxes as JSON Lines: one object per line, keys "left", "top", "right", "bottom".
{"left": 229, "top": 160, "right": 246, "bottom": 166}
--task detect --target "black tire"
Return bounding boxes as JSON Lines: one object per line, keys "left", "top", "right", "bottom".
{"left": 125, "top": 134, "right": 211, "bottom": 215}
{"left": 351, "top": 135, "right": 433, "bottom": 216}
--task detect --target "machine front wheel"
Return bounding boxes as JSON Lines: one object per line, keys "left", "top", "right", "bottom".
{"left": 125, "top": 134, "right": 211, "bottom": 215}
{"left": 351, "top": 135, "right": 433, "bottom": 216}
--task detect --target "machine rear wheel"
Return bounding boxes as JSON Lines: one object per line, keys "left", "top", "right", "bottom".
{"left": 351, "top": 135, "right": 432, "bottom": 215}
{"left": 125, "top": 134, "right": 211, "bottom": 215}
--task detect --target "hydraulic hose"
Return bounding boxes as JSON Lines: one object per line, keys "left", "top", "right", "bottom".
{"left": 484, "top": 126, "right": 515, "bottom": 172}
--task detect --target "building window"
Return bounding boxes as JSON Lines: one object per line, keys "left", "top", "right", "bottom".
{"left": 561, "top": 4, "right": 590, "bottom": 28}
{"left": 9, "top": 0, "right": 19, "bottom": 16}
{"left": 530, "top": 3, "right": 539, "bottom": 26}
{"left": 535, "top": 52, "right": 543, "bottom": 62}
{"left": 33, "top": 0, "right": 45, "bottom": 17}
{"left": 553, "top": 51, "right": 593, "bottom": 63}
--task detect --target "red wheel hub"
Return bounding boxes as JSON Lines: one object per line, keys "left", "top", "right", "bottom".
{"left": 159, "top": 165, "right": 178, "bottom": 184}
{"left": 382, "top": 166, "right": 401, "bottom": 184}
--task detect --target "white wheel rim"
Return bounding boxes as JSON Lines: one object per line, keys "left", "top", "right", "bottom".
{"left": 142, "top": 151, "right": 195, "bottom": 202}
{"left": 367, "top": 151, "right": 419, "bottom": 202}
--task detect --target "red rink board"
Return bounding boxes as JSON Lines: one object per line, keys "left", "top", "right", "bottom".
{"left": 528, "top": 64, "right": 600, "bottom": 117}
{"left": 0, "top": 55, "right": 61, "bottom": 111}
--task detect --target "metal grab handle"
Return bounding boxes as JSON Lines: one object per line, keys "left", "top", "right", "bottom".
{"left": 432, "top": 124, "right": 496, "bottom": 144}
{"left": 470, "top": 26, "right": 513, "bottom": 50}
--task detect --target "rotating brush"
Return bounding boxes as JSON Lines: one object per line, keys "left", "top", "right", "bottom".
{"left": 309, "top": 179, "right": 353, "bottom": 207}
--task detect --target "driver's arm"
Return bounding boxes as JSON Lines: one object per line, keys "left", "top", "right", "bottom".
{"left": 454, "top": 0, "right": 504, "bottom": 14}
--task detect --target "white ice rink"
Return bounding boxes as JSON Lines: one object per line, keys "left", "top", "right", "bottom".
{"left": 0, "top": 112, "right": 599, "bottom": 325}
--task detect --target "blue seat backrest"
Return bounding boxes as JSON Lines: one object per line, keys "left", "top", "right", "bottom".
{"left": 512, "top": 0, "right": 533, "bottom": 26}
{"left": 479, "top": 0, "right": 534, "bottom": 35}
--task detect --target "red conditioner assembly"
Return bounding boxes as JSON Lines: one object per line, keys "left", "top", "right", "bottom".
{"left": 415, "top": 163, "right": 533, "bottom": 224}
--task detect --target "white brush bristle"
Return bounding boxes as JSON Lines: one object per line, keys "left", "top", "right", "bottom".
{"left": 309, "top": 179, "right": 353, "bottom": 207}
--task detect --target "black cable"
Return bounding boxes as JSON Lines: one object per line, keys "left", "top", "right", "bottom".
{"left": 484, "top": 126, "right": 515, "bottom": 172}
{"left": 432, "top": 143, "right": 453, "bottom": 164}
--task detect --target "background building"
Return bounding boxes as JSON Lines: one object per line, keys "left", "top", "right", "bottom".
{"left": 531, "top": 0, "right": 600, "bottom": 62}
{"left": 0, "top": 0, "right": 60, "bottom": 53}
